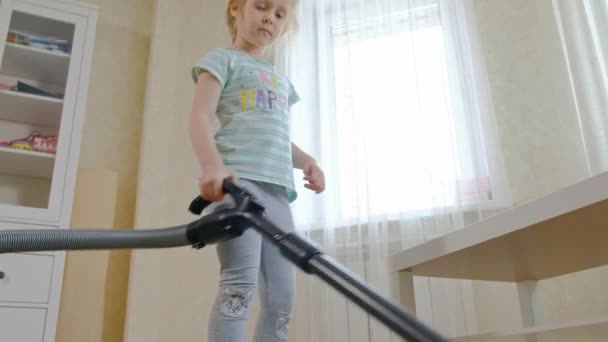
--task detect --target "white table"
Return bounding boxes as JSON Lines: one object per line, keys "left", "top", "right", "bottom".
{"left": 390, "top": 171, "right": 608, "bottom": 340}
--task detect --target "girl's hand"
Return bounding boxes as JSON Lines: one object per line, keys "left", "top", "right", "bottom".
{"left": 303, "top": 160, "right": 325, "bottom": 194}
{"left": 199, "top": 163, "right": 237, "bottom": 201}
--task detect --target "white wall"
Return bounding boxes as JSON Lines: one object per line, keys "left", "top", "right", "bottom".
{"left": 123, "top": 1, "right": 243, "bottom": 341}
{"left": 75, "top": 2, "right": 153, "bottom": 340}
{"left": 471, "top": 0, "right": 608, "bottom": 338}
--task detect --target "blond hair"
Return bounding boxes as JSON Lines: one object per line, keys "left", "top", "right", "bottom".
{"left": 226, "top": 0, "right": 299, "bottom": 42}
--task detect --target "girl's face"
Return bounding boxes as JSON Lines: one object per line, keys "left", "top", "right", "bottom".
{"left": 231, "top": 0, "right": 291, "bottom": 53}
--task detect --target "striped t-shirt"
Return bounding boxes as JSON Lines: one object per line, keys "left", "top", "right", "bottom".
{"left": 192, "top": 48, "right": 300, "bottom": 202}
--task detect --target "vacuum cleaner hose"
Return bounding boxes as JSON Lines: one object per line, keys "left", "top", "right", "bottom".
{"left": 0, "top": 226, "right": 191, "bottom": 254}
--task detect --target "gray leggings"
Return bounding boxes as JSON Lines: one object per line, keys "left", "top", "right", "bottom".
{"left": 207, "top": 179, "right": 296, "bottom": 342}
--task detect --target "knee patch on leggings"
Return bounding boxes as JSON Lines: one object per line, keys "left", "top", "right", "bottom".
{"left": 276, "top": 312, "right": 291, "bottom": 340}
{"left": 219, "top": 286, "right": 254, "bottom": 318}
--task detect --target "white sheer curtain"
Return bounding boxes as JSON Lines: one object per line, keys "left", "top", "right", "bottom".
{"left": 275, "top": 0, "right": 509, "bottom": 340}
{"left": 552, "top": 0, "right": 608, "bottom": 175}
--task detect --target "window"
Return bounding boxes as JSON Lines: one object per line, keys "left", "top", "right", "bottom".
{"left": 329, "top": 4, "right": 499, "bottom": 221}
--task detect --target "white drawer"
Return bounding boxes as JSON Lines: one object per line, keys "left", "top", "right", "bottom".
{"left": 0, "top": 306, "right": 46, "bottom": 342}
{"left": 0, "top": 254, "right": 54, "bottom": 303}
{"left": 0, "top": 220, "right": 56, "bottom": 230}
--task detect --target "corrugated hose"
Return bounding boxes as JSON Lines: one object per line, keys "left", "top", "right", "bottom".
{"left": 0, "top": 226, "right": 191, "bottom": 254}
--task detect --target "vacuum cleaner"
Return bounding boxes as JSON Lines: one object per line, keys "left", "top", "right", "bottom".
{"left": 0, "top": 179, "right": 446, "bottom": 342}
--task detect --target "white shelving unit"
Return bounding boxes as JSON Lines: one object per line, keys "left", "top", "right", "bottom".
{"left": 390, "top": 171, "right": 608, "bottom": 341}
{"left": 0, "top": 1, "right": 97, "bottom": 341}
{"left": 0, "top": 89, "right": 63, "bottom": 127}
{"left": 0, "top": 146, "right": 55, "bottom": 178}
{"left": 2, "top": 42, "right": 70, "bottom": 85}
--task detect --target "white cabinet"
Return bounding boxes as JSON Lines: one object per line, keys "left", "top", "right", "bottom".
{"left": 0, "top": 0, "right": 96, "bottom": 225}
{"left": 0, "top": 253, "right": 54, "bottom": 303}
{"left": 0, "top": 1, "right": 97, "bottom": 341}
{"left": 0, "top": 307, "right": 47, "bottom": 342}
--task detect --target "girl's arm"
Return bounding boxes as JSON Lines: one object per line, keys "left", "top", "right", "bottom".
{"left": 190, "top": 72, "right": 223, "bottom": 169}
{"left": 189, "top": 71, "right": 235, "bottom": 200}
{"left": 291, "top": 142, "right": 316, "bottom": 170}
{"left": 292, "top": 143, "right": 326, "bottom": 193}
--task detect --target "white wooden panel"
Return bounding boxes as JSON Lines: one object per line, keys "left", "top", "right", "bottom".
{"left": 390, "top": 171, "right": 608, "bottom": 281}
{"left": 0, "top": 0, "right": 14, "bottom": 66}
{"left": 1, "top": 42, "right": 70, "bottom": 86}
{"left": 0, "top": 89, "right": 63, "bottom": 128}
{"left": 0, "top": 253, "right": 54, "bottom": 303}
{"left": 0, "top": 306, "right": 46, "bottom": 342}
{"left": 450, "top": 315, "right": 608, "bottom": 341}
{"left": 0, "top": 146, "right": 55, "bottom": 179}
{"left": 0, "top": 220, "right": 55, "bottom": 230}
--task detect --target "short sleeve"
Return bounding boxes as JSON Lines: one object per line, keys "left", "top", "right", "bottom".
{"left": 288, "top": 80, "right": 300, "bottom": 107}
{"left": 192, "top": 49, "right": 231, "bottom": 87}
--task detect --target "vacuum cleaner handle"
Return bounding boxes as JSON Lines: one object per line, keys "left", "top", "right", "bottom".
{"left": 188, "top": 196, "right": 209, "bottom": 215}
{"left": 188, "top": 178, "right": 246, "bottom": 215}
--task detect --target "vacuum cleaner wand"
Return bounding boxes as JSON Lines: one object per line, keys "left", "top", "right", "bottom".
{"left": 187, "top": 179, "right": 446, "bottom": 342}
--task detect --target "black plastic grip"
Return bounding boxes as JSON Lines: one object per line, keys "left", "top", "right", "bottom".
{"left": 189, "top": 196, "right": 211, "bottom": 215}
{"left": 188, "top": 178, "right": 251, "bottom": 215}
{"left": 189, "top": 178, "right": 239, "bottom": 215}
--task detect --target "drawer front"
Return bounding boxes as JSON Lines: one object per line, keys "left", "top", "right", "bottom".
{"left": 0, "top": 254, "right": 54, "bottom": 303}
{"left": 0, "top": 220, "right": 56, "bottom": 230}
{"left": 0, "top": 306, "right": 46, "bottom": 342}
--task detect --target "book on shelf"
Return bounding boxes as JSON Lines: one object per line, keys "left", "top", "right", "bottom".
{"left": 7, "top": 29, "right": 72, "bottom": 54}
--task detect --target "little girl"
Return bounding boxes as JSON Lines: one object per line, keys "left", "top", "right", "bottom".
{"left": 189, "top": 0, "right": 325, "bottom": 341}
